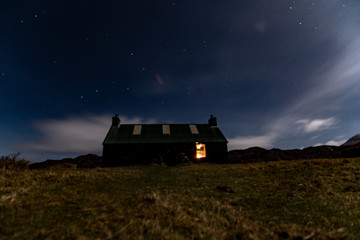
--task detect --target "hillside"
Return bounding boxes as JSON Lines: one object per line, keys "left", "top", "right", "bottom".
{"left": 2, "top": 158, "right": 360, "bottom": 239}
{"left": 28, "top": 154, "right": 102, "bottom": 169}
{"left": 342, "top": 134, "right": 360, "bottom": 147}
{"left": 28, "top": 140, "right": 360, "bottom": 169}
{"left": 229, "top": 143, "right": 360, "bottom": 163}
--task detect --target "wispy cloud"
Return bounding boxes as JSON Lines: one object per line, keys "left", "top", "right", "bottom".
{"left": 228, "top": 134, "right": 277, "bottom": 150}
{"left": 314, "top": 137, "right": 346, "bottom": 147}
{"left": 227, "top": 36, "right": 358, "bottom": 148}
{"left": 325, "top": 139, "right": 346, "bottom": 146}
{"left": 295, "top": 117, "right": 337, "bottom": 134}
{"left": 23, "top": 115, "right": 156, "bottom": 153}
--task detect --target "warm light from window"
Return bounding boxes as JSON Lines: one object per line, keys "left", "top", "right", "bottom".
{"left": 196, "top": 142, "right": 206, "bottom": 159}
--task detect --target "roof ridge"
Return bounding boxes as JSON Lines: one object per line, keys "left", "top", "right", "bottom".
{"left": 104, "top": 124, "right": 227, "bottom": 144}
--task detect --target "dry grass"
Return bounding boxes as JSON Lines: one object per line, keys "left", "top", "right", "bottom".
{"left": 0, "top": 153, "right": 29, "bottom": 170}
{"left": 1, "top": 158, "right": 360, "bottom": 239}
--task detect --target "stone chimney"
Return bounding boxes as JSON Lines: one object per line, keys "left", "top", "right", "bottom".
{"left": 112, "top": 114, "right": 121, "bottom": 127}
{"left": 208, "top": 115, "right": 217, "bottom": 126}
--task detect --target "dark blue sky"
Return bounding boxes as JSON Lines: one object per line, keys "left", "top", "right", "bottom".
{"left": 1, "top": 0, "right": 360, "bottom": 161}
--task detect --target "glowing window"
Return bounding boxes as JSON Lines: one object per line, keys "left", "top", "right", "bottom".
{"left": 196, "top": 142, "right": 206, "bottom": 159}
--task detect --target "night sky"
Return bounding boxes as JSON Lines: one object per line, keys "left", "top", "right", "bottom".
{"left": 1, "top": 0, "right": 360, "bottom": 162}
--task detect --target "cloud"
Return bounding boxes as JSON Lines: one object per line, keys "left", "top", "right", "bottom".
{"left": 292, "top": 38, "right": 360, "bottom": 113}
{"left": 325, "top": 139, "right": 346, "bottom": 146}
{"left": 313, "top": 135, "right": 347, "bottom": 147}
{"left": 248, "top": 26, "right": 360, "bottom": 146}
{"left": 23, "top": 115, "right": 156, "bottom": 153}
{"left": 227, "top": 25, "right": 358, "bottom": 147}
{"left": 296, "top": 117, "right": 337, "bottom": 133}
{"left": 228, "top": 134, "right": 276, "bottom": 150}
{"left": 314, "top": 139, "right": 346, "bottom": 147}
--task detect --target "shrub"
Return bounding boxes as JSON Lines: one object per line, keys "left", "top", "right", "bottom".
{"left": 0, "top": 152, "right": 30, "bottom": 170}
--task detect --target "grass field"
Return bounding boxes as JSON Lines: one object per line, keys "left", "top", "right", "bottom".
{"left": 1, "top": 158, "right": 360, "bottom": 239}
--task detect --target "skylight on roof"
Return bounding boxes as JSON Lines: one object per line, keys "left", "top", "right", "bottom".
{"left": 189, "top": 125, "right": 199, "bottom": 134}
{"left": 162, "top": 125, "right": 170, "bottom": 134}
{"left": 133, "top": 125, "right": 142, "bottom": 135}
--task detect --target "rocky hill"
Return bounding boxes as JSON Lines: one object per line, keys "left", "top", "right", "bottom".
{"left": 228, "top": 143, "right": 360, "bottom": 164}
{"left": 29, "top": 154, "right": 102, "bottom": 169}
{"left": 342, "top": 134, "right": 360, "bottom": 147}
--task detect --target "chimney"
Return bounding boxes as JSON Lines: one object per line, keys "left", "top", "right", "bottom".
{"left": 208, "top": 115, "right": 217, "bottom": 126}
{"left": 112, "top": 114, "right": 121, "bottom": 127}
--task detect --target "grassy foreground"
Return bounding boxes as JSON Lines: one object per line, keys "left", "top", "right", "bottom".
{"left": 1, "top": 158, "right": 360, "bottom": 239}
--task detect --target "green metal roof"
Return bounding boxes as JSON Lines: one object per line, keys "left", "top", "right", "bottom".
{"left": 103, "top": 124, "right": 228, "bottom": 144}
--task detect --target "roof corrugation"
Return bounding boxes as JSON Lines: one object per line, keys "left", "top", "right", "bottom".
{"left": 103, "top": 124, "right": 228, "bottom": 144}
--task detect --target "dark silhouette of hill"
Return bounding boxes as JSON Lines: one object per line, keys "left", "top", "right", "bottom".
{"left": 228, "top": 143, "right": 360, "bottom": 163}
{"left": 29, "top": 135, "right": 360, "bottom": 169}
{"left": 342, "top": 134, "right": 360, "bottom": 147}
{"left": 29, "top": 154, "right": 102, "bottom": 169}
